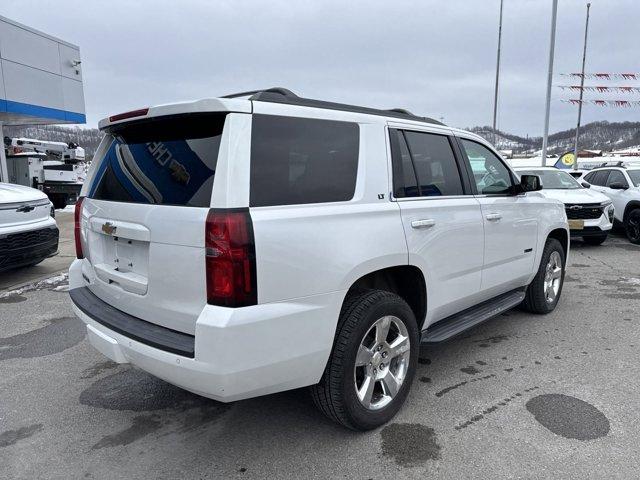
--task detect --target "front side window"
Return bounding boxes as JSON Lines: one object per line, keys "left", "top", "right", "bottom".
{"left": 250, "top": 115, "right": 359, "bottom": 207}
{"left": 606, "top": 170, "right": 628, "bottom": 188}
{"left": 627, "top": 170, "right": 640, "bottom": 187}
{"left": 460, "top": 139, "right": 513, "bottom": 195}
{"left": 390, "top": 130, "right": 463, "bottom": 197}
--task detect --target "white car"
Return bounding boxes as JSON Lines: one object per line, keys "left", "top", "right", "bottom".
{"left": 514, "top": 167, "right": 614, "bottom": 245}
{"left": 0, "top": 182, "right": 58, "bottom": 272}
{"left": 69, "top": 88, "right": 568, "bottom": 430}
{"left": 581, "top": 166, "right": 640, "bottom": 244}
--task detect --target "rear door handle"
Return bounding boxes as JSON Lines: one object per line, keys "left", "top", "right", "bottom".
{"left": 485, "top": 213, "right": 502, "bottom": 221}
{"left": 411, "top": 219, "right": 436, "bottom": 229}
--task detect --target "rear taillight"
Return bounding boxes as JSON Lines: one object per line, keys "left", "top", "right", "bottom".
{"left": 74, "top": 196, "right": 85, "bottom": 259}
{"left": 205, "top": 209, "right": 257, "bottom": 307}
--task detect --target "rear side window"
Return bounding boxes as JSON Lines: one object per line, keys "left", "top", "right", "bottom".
{"left": 250, "top": 115, "right": 359, "bottom": 207}
{"left": 585, "top": 170, "right": 609, "bottom": 186}
{"left": 89, "top": 114, "right": 225, "bottom": 207}
{"left": 390, "top": 129, "right": 463, "bottom": 197}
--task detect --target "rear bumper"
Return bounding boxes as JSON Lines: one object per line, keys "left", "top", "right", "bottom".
{"left": 0, "top": 220, "right": 58, "bottom": 272}
{"left": 69, "top": 260, "right": 343, "bottom": 402}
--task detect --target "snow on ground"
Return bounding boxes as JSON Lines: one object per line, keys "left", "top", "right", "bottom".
{"left": 0, "top": 272, "right": 69, "bottom": 299}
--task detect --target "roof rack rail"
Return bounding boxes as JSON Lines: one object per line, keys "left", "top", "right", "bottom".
{"left": 386, "top": 108, "right": 414, "bottom": 115}
{"left": 221, "top": 87, "right": 445, "bottom": 126}
{"left": 221, "top": 87, "right": 298, "bottom": 99}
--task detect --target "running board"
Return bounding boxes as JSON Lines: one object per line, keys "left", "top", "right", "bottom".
{"left": 421, "top": 289, "right": 526, "bottom": 345}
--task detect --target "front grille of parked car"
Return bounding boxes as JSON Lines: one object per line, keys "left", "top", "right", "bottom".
{"left": 0, "top": 227, "right": 59, "bottom": 252}
{"left": 565, "top": 204, "right": 603, "bottom": 220}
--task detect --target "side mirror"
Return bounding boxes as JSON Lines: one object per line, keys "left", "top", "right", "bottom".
{"left": 609, "top": 182, "right": 628, "bottom": 190}
{"left": 519, "top": 174, "right": 542, "bottom": 192}
{"left": 581, "top": 181, "right": 591, "bottom": 188}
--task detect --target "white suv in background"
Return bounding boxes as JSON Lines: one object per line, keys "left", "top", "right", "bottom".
{"left": 582, "top": 166, "right": 640, "bottom": 244}
{"left": 69, "top": 88, "right": 569, "bottom": 430}
{"left": 0, "top": 182, "right": 58, "bottom": 272}
{"left": 514, "top": 167, "right": 614, "bottom": 245}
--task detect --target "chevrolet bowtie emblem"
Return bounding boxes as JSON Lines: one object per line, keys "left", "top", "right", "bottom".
{"left": 16, "top": 204, "right": 35, "bottom": 213}
{"left": 102, "top": 222, "right": 117, "bottom": 235}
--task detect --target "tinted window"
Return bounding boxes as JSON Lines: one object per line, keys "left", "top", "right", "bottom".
{"left": 461, "top": 139, "right": 513, "bottom": 194}
{"left": 402, "top": 131, "right": 463, "bottom": 197}
{"left": 606, "top": 170, "right": 628, "bottom": 187}
{"left": 389, "top": 129, "right": 419, "bottom": 197}
{"left": 628, "top": 170, "right": 640, "bottom": 187}
{"left": 250, "top": 115, "right": 359, "bottom": 207}
{"left": 586, "top": 170, "right": 609, "bottom": 186}
{"left": 90, "top": 114, "right": 225, "bottom": 207}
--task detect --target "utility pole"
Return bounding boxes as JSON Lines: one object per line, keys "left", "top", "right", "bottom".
{"left": 492, "top": 0, "right": 504, "bottom": 147}
{"left": 541, "top": 0, "right": 558, "bottom": 166}
{"left": 572, "top": 3, "right": 591, "bottom": 170}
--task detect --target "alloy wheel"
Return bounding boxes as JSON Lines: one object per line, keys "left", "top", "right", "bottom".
{"left": 543, "top": 251, "right": 563, "bottom": 303}
{"left": 353, "top": 315, "right": 411, "bottom": 410}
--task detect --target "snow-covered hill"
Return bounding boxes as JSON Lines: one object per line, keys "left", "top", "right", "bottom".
{"left": 470, "top": 121, "right": 640, "bottom": 154}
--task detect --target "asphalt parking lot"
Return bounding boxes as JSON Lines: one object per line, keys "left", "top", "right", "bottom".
{"left": 1, "top": 231, "right": 639, "bottom": 479}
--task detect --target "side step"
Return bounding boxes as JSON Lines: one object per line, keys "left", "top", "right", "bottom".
{"left": 421, "top": 289, "right": 526, "bottom": 345}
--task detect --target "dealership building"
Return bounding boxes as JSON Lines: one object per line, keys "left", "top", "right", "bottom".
{"left": 0, "top": 14, "right": 85, "bottom": 182}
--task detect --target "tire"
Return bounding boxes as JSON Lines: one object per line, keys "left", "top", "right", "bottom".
{"left": 310, "top": 290, "right": 419, "bottom": 430}
{"left": 624, "top": 208, "right": 640, "bottom": 245}
{"left": 50, "top": 195, "right": 67, "bottom": 210}
{"left": 521, "top": 238, "right": 565, "bottom": 314}
{"left": 582, "top": 234, "right": 607, "bottom": 246}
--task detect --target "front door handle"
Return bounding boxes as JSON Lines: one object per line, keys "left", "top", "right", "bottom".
{"left": 485, "top": 213, "right": 502, "bottom": 221}
{"left": 411, "top": 219, "right": 436, "bottom": 229}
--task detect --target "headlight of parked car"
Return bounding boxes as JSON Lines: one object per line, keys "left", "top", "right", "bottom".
{"left": 605, "top": 204, "right": 615, "bottom": 222}
{"left": 50, "top": 202, "right": 55, "bottom": 218}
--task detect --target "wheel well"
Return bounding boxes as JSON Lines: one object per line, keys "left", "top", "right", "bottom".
{"left": 548, "top": 228, "right": 568, "bottom": 256}
{"left": 624, "top": 201, "right": 640, "bottom": 221}
{"left": 346, "top": 266, "right": 427, "bottom": 330}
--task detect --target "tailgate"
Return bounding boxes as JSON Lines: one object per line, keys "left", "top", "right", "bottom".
{"left": 78, "top": 113, "right": 228, "bottom": 335}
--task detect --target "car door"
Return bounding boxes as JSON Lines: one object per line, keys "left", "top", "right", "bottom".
{"left": 603, "top": 169, "right": 630, "bottom": 221}
{"left": 457, "top": 136, "right": 538, "bottom": 295}
{"left": 388, "top": 126, "right": 484, "bottom": 325}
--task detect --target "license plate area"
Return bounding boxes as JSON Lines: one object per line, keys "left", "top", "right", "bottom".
{"left": 568, "top": 219, "right": 585, "bottom": 230}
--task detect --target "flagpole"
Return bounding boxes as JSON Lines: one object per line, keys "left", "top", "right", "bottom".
{"left": 492, "top": 0, "right": 504, "bottom": 146}
{"left": 572, "top": 3, "right": 591, "bottom": 170}
{"left": 541, "top": 0, "right": 558, "bottom": 167}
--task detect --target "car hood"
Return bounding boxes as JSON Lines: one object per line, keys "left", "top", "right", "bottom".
{"left": 539, "top": 188, "right": 610, "bottom": 204}
{"left": 0, "top": 182, "right": 49, "bottom": 205}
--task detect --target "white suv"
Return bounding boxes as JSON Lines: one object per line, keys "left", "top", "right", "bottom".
{"left": 69, "top": 88, "right": 569, "bottom": 430}
{"left": 514, "top": 167, "right": 614, "bottom": 245}
{"left": 582, "top": 166, "right": 640, "bottom": 244}
{"left": 0, "top": 182, "right": 58, "bottom": 272}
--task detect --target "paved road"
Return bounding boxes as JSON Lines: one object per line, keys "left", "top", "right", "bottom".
{"left": 1, "top": 235, "right": 639, "bottom": 479}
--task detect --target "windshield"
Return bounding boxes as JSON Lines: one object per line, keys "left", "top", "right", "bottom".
{"left": 628, "top": 170, "right": 640, "bottom": 187}
{"left": 517, "top": 169, "right": 582, "bottom": 190}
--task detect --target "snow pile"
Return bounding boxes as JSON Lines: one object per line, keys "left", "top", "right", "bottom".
{"left": 0, "top": 272, "right": 69, "bottom": 299}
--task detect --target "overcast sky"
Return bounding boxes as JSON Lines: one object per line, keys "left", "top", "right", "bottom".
{"left": 3, "top": 0, "right": 638, "bottom": 135}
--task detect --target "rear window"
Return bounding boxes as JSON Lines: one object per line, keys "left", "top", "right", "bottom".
{"left": 89, "top": 114, "right": 226, "bottom": 207}
{"left": 250, "top": 115, "right": 359, "bottom": 207}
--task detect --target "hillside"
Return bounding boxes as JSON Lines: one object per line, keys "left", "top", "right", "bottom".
{"left": 471, "top": 121, "right": 640, "bottom": 154}
{"left": 4, "top": 120, "right": 640, "bottom": 160}
{"left": 4, "top": 125, "right": 103, "bottom": 159}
